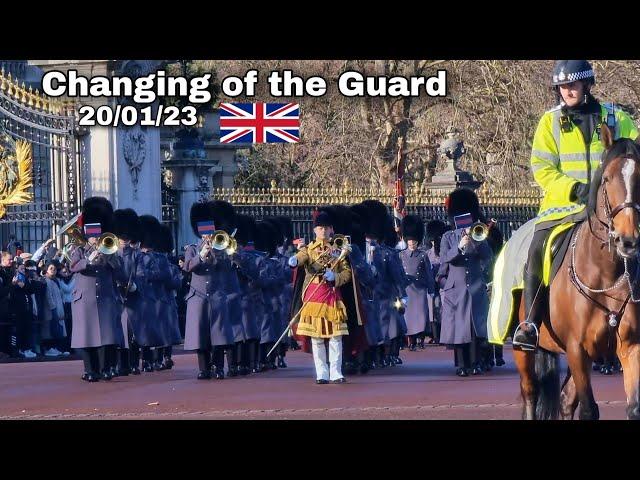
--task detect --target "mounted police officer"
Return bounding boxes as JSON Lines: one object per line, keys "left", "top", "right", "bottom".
{"left": 513, "top": 60, "right": 640, "bottom": 351}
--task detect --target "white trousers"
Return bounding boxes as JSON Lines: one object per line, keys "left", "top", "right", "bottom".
{"left": 311, "top": 336, "right": 343, "bottom": 381}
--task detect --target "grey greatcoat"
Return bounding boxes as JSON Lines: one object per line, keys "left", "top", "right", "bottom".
{"left": 438, "top": 229, "right": 491, "bottom": 345}
{"left": 234, "top": 249, "right": 270, "bottom": 341}
{"left": 118, "top": 245, "right": 141, "bottom": 349}
{"left": 361, "top": 241, "right": 384, "bottom": 346}
{"left": 156, "top": 253, "right": 183, "bottom": 346}
{"left": 260, "top": 256, "right": 286, "bottom": 344}
{"left": 367, "top": 242, "right": 408, "bottom": 344}
{"left": 427, "top": 247, "right": 441, "bottom": 327}
{"left": 70, "top": 246, "right": 126, "bottom": 349}
{"left": 274, "top": 252, "right": 294, "bottom": 337}
{"left": 399, "top": 247, "right": 435, "bottom": 336}
{"left": 132, "top": 251, "right": 169, "bottom": 347}
{"left": 183, "top": 241, "right": 238, "bottom": 350}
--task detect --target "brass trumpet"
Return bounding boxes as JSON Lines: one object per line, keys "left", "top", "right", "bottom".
{"left": 200, "top": 230, "right": 234, "bottom": 258}
{"left": 470, "top": 222, "right": 489, "bottom": 242}
{"left": 331, "top": 234, "right": 351, "bottom": 251}
{"left": 97, "top": 232, "right": 119, "bottom": 255}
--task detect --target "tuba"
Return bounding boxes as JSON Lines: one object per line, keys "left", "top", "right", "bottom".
{"left": 57, "top": 214, "right": 87, "bottom": 261}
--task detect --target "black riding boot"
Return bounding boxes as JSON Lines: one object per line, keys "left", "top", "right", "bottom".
{"left": 513, "top": 269, "right": 543, "bottom": 351}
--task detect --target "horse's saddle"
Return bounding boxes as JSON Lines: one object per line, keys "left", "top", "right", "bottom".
{"left": 543, "top": 222, "right": 579, "bottom": 287}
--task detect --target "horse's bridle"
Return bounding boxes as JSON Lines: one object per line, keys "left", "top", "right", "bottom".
{"left": 590, "top": 175, "right": 640, "bottom": 246}
{"left": 570, "top": 171, "right": 640, "bottom": 338}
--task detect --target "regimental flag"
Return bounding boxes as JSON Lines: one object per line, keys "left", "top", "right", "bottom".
{"left": 84, "top": 223, "right": 102, "bottom": 238}
{"left": 197, "top": 221, "right": 216, "bottom": 236}
{"left": 453, "top": 213, "right": 474, "bottom": 230}
{"left": 219, "top": 102, "right": 300, "bottom": 144}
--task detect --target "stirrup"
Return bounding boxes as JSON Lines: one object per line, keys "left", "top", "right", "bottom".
{"left": 512, "top": 321, "right": 539, "bottom": 352}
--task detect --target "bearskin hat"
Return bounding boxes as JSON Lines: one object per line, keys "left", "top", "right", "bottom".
{"left": 156, "top": 224, "right": 174, "bottom": 254}
{"left": 138, "top": 215, "right": 161, "bottom": 250}
{"left": 209, "top": 200, "right": 237, "bottom": 234}
{"left": 445, "top": 188, "right": 481, "bottom": 222}
{"left": 263, "top": 217, "right": 285, "bottom": 247}
{"left": 273, "top": 216, "right": 293, "bottom": 246}
{"left": 425, "top": 219, "right": 448, "bottom": 242}
{"left": 254, "top": 220, "right": 279, "bottom": 256}
{"left": 81, "top": 196, "right": 114, "bottom": 234}
{"left": 235, "top": 214, "right": 257, "bottom": 246}
{"left": 401, "top": 215, "right": 424, "bottom": 243}
{"left": 190, "top": 202, "right": 212, "bottom": 239}
{"left": 112, "top": 208, "right": 139, "bottom": 242}
{"left": 360, "top": 200, "right": 391, "bottom": 240}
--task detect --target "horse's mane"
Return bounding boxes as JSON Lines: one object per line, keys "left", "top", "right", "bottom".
{"left": 587, "top": 138, "right": 640, "bottom": 214}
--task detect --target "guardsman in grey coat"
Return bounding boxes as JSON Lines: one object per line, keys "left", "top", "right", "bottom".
{"left": 381, "top": 220, "right": 410, "bottom": 365}
{"left": 358, "top": 200, "right": 409, "bottom": 367}
{"left": 112, "top": 208, "right": 140, "bottom": 376}
{"left": 134, "top": 215, "right": 169, "bottom": 373}
{"left": 399, "top": 215, "right": 435, "bottom": 351}
{"left": 439, "top": 188, "right": 492, "bottom": 377}
{"left": 351, "top": 203, "right": 385, "bottom": 369}
{"left": 425, "top": 220, "right": 450, "bottom": 346}
{"left": 231, "top": 214, "right": 263, "bottom": 375}
{"left": 255, "top": 221, "right": 286, "bottom": 370}
{"left": 264, "top": 216, "right": 294, "bottom": 369}
{"left": 183, "top": 201, "right": 238, "bottom": 380}
{"left": 70, "top": 197, "right": 126, "bottom": 382}
{"left": 340, "top": 206, "right": 376, "bottom": 375}
{"left": 154, "top": 223, "right": 183, "bottom": 371}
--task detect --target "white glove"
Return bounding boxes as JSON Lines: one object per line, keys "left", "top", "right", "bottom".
{"left": 88, "top": 250, "right": 100, "bottom": 263}
{"left": 370, "top": 265, "right": 378, "bottom": 277}
{"left": 288, "top": 256, "right": 298, "bottom": 268}
{"left": 129, "top": 282, "right": 137, "bottom": 293}
{"left": 401, "top": 297, "right": 408, "bottom": 307}
{"left": 323, "top": 269, "right": 336, "bottom": 282}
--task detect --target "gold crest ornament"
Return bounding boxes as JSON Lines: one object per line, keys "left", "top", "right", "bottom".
{"left": 0, "top": 131, "right": 33, "bottom": 218}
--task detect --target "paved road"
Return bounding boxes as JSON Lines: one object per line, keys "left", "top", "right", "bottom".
{"left": 0, "top": 346, "right": 629, "bottom": 420}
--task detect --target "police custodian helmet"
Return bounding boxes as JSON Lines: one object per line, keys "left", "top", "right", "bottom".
{"left": 552, "top": 60, "right": 595, "bottom": 86}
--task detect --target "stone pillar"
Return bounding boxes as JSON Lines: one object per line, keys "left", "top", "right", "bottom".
{"left": 28, "top": 60, "right": 163, "bottom": 219}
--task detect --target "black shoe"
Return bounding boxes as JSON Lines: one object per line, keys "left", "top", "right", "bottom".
{"left": 268, "top": 361, "right": 278, "bottom": 370}
{"left": 331, "top": 377, "right": 347, "bottom": 384}
{"left": 227, "top": 366, "right": 238, "bottom": 377}
{"left": 359, "top": 363, "right": 370, "bottom": 375}
{"left": 115, "top": 367, "right": 130, "bottom": 377}
{"left": 316, "top": 379, "right": 329, "bottom": 384}
{"left": 163, "top": 357, "right": 174, "bottom": 369}
{"left": 456, "top": 368, "right": 468, "bottom": 377}
{"left": 214, "top": 368, "right": 225, "bottom": 380}
{"left": 110, "top": 367, "right": 119, "bottom": 377}
{"left": 409, "top": 344, "right": 417, "bottom": 352}
{"left": 81, "top": 372, "right": 91, "bottom": 382}
{"left": 344, "top": 362, "right": 357, "bottom": 375}
{"left": 495, "top": 358, "right": 505, "bottom": 367}
{"left": 277, "top": 356, "right": 287, "bottom": 368}
{"left": 197, "top": 370, "right": 211, "bottom": 380}
{"left": 395, "top": 357, "right": 403, "bottom": 365}
{"left": 131, "top": 367, "right": 141, "bottom": 375}
{"left": 239, "top": 366, "right": 250, "bottom": 376}
{"left": 154, "top": 361, "right": 166, "bottom": 371}
{"left": 102, "top": 370, "right": 113, "bottom": 381}
{"left": 142, "top": 361, "right": 154, "bottom": 373}
{"left": 472, "top": 366, "right": 483, "bottom": 375}
{"left": 383, "top": 355, "right": 392, "bottom": 367}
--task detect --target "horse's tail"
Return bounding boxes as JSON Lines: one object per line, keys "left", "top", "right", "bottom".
{"left": 534, "top": 349, "right": 561, "bottom": 420}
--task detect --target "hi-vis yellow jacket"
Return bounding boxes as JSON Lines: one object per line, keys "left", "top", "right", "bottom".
{"left": 531, "top": 102, "right": 639, "bottom": 224}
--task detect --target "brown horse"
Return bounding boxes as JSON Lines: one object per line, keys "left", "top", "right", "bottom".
{"left": 514, "top": 124, "right": 640, "bottom": 420}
